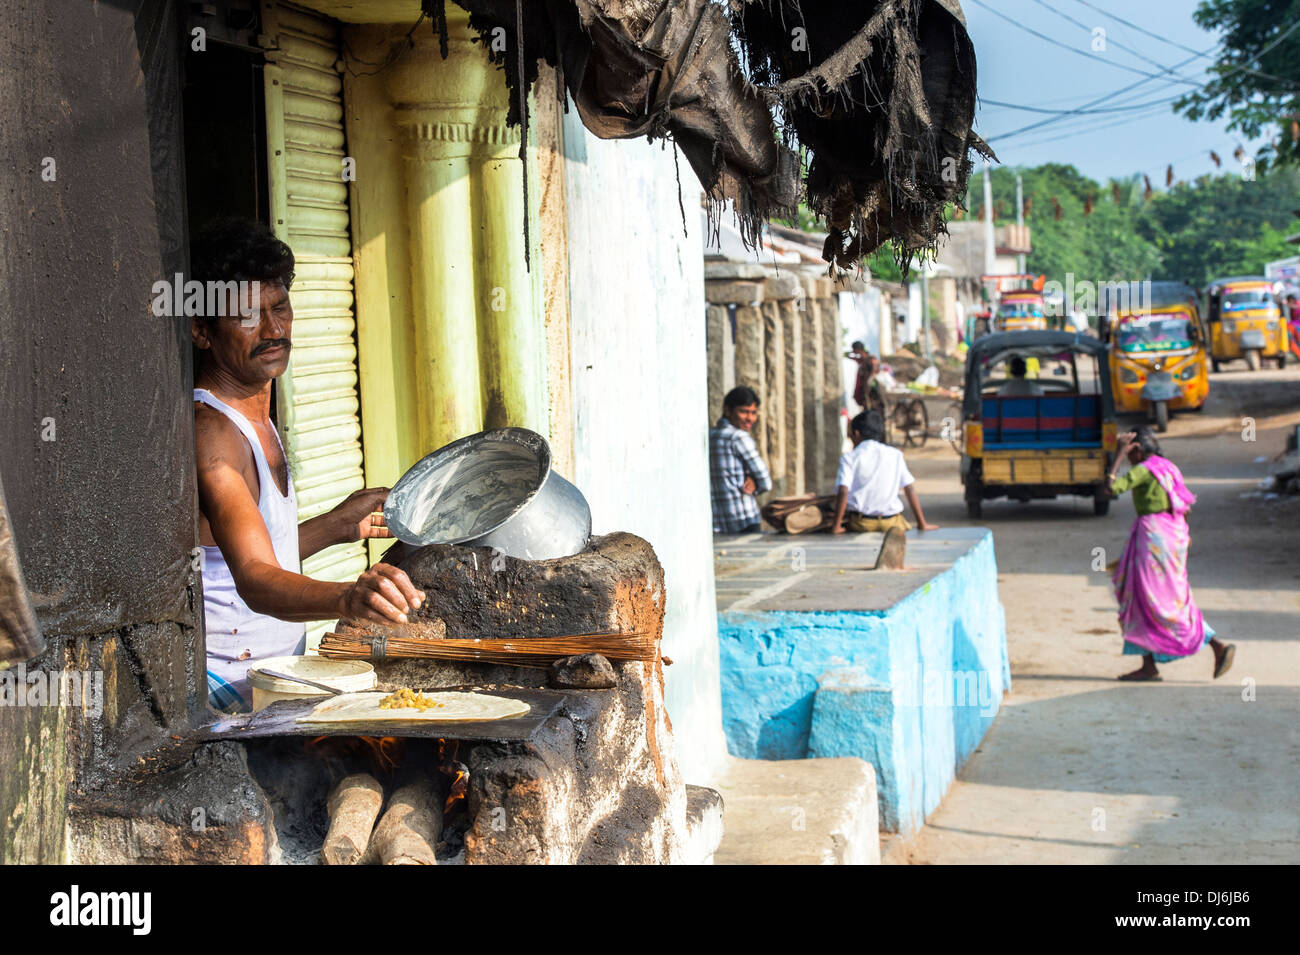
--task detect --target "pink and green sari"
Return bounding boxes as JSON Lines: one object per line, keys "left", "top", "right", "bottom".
{"left": 1112, "top": 455, "right": 1212, "bottom": 661}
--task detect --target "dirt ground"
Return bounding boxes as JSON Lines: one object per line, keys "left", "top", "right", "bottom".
{"left": 885, "top": 366, "right": 1300, "bottom": 864}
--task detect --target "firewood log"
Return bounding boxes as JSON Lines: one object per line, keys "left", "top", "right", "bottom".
{"left": 364, "top": 779, "right": 441, "bottom": 866}
{"left": 322, "top": 773, "right": 384, "bottom": 866}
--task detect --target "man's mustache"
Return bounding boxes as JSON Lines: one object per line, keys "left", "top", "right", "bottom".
{"left": 252, "top": 339, "right": 291, "bottom": 357}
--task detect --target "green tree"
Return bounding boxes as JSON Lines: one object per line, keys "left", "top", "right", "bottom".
{"left": 982, "top": 164, "right": 1162, "bottom": 293}
{"left": 1135, "top": 165, "right": 1300, "bottom": 285}
{"left": 1174, "top": 0, "right": 1300, "bottom": 169}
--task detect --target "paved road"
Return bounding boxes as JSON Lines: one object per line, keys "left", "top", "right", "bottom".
{"left": 890, "top": 368, "right": 1300, "bottom": 864}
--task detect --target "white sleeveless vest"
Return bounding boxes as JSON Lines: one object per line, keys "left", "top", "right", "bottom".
{"left": 194, "top": 388, "right": 306, "bottom": 710}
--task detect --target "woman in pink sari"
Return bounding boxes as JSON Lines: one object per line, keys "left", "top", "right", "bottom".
{"left": 1107, "top": 428, "right": 1235, "bottom": 682}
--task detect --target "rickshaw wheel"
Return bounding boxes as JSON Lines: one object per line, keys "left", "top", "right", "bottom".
{"left": 1246, "top": 350, "right": 1262, "bottom": 372}
{"left": 1093, "top": 494, "right": 1110, "bottom": 516}
{"left": 1211, "top": 358, "right": 1220, "bottom": 373}
{"left": 1154, "top": 401, "right": 1169, "bottom": 432}
{"left": 966, "top": 499, "right": 982, "bottom": 519}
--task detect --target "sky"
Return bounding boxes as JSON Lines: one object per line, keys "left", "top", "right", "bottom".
{"left": 964, "top": 0, "right": 1266, "bottom": 184}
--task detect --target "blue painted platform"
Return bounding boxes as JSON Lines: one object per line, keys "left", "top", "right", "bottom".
{"left": 714, "top": 528, "right": 1009, "bottom": 833}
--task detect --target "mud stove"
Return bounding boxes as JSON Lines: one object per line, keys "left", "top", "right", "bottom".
{"left": 68, "top": 533, "right": 721, "bottom": 864}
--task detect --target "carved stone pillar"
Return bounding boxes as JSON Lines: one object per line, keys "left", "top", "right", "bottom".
{"left": 383, "top": 18, "right": 545, "bottom": 453}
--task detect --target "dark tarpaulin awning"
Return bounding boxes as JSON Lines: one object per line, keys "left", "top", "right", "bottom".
{"left": 446, "top": 0, "right": 990, "bottom": 270}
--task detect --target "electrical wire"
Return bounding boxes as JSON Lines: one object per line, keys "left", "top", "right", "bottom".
{"left": 1069, "top": 0, "right": 1300, "bottom": 88}
{"left": 967, "top": 0, "right": 1203, "bottom": 87}
{"left": 980, "top": 93, "right": 1184, "bottom": 116}
{"left": 1028, "top": 0, "right": 1210, "bottom": 84}
{"left": 978, "top": 4, "right": 1300, "bottom": 144}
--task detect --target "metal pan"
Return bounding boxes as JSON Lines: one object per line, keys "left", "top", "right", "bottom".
{"left": 383, "top": 427, "right": 591, "bottom": 561}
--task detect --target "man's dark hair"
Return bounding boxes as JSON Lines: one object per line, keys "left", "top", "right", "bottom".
{"left": 1008, "top": 355, "right": 1027, "bottom": 377}
{"left": 191, "top": 217, "right": 295, "bottom": 291}
{"left": 1132, "top": 426, "right": 1162, "bottom": 459}
{"left": 723, "top": 385, "right": 761, "bottom": 412}
{"left": 851, "top": 340, "right": 865, "bottom": 351}
{"left": 850, "top": 409, "right": 886, "bottom": 443}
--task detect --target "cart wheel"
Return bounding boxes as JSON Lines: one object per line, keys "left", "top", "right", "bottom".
{"left": 1093, "top": 494, "right": 1110, "bottom": 516}
{"left": 943, "top": 401, "right": 964, "bottom": 454}
{"left": 908, "top": 398, "right": 929, "bottom": 448}
{"left": 1154, "top": 400, "right": 1169, "bottom": 432}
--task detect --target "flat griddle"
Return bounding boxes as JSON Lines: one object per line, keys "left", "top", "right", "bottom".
{"left": 196, "top": 685, "right": 567, "bottom": 744}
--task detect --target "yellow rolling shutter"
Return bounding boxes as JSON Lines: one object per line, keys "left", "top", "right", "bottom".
{"left": 262, "top": 1, "right": 366, "bottom": 647}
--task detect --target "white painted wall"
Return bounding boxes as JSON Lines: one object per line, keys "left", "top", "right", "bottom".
{"left": 562, "top": 111, "right": 727, "bottom": 782}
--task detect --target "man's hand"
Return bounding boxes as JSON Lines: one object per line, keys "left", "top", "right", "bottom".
{"left": 339, "top": 563, "right": 426, "bottom": 624}
{"left": 831, "top": 523, "right": 846, "bottom": 535}
{"left": 917, "top": 521, "right": 940, "bottom": 532}
{"left": 742, "top": 476, "right": 757, "bottom": 495}
{"left": 331, "top": 487, "right": 394, "bottom": 542}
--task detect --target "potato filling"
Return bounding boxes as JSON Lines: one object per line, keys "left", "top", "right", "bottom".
{"left": 377, "top": 687, "right": 444, "bottom": 711}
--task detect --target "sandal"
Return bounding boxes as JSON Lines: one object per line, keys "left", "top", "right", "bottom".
{"left": 1118, "top": 669, "right": 1162, "bottom": 682}
{"left": 1213, "top": 643, "right": 1236, "bottom": 680}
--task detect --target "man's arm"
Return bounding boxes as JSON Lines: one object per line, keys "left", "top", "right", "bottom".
{"left": 299, "top": 487, "right": 394, "bottom": 560}
{"left": 903, "top": 484, "right": 938, "bottom": 531}
{"left": 830, "top": 486, "right": 850, "bottom": 534}
{"left": 736, "top": 433, "right": 772, "bottom": 494}
{"left": 196, "top": 413, "right": 423, "bottom": 624}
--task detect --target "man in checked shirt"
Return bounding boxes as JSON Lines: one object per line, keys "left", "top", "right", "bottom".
{"left": 709, "top": 386, "right": 772, "bottom": 534}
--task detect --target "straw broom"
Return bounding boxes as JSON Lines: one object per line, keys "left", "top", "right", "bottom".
{"left": 317, "top": 629, "right": 657, "bottom": 664}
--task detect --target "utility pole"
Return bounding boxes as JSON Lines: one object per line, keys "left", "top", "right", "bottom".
{"left": 983, "top": 160, "right": 996, "bottom": 279}
{"left": 1015, "top": 172, "right": 1026, "bottom": 274}
{"left": 921, "top": 265, "right": 932, "bottom": 363}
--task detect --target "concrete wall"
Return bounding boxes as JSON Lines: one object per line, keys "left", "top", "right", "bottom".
{"left": 717, "top": 532, "right": 1009, "bottom": 832}
{"left": 562, "top": 113, "right": 727, "bottom": 782}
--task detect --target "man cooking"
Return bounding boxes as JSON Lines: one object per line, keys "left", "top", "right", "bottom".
{"left": 190, "top": 218, "right": 425, "bottom": 712}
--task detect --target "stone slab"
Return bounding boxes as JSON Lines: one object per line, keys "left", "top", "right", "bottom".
{"left": 714, "top": 528, "right": 989, "bottom": 612}
{"left": 763, "top": 272, "right": 801, "bottom": 300}
{"left": 705, "top": 261, "right": 770, "bottom": 280}
{"left": 711, "top": 755, "right": 880, "bottom": 865}
{"left": 705, "top": 280, "right": 764, "bottom": 304}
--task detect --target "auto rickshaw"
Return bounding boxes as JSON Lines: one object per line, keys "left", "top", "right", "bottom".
{"left": 1205, "top": 276, "right": 1289, "bottom": 371}
{"left": 996, "top": 289, "right": 1049, "bottom": 332}
{"left": 961, "top": 331, "right": 1116, "bottom": 518}
{"left": 1098, "top": 281, "right": 1209, "bottom": 433}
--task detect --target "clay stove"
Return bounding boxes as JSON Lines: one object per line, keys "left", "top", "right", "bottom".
{"left": 68, "top": 533, "right": 719, "bottom": 864}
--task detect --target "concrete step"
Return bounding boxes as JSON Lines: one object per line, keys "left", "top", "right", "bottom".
{"left": 683, "top": 784, "right": 725, "bottom": 865}
{"left": 709, "top": 755, "right": 880, "bottom": 864}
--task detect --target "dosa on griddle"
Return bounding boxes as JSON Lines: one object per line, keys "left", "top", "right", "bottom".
{"left": 295, "top": 691, "right": 530, "bottom": 724}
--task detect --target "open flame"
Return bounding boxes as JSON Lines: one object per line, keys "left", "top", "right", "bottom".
{"left": 438, "top": 738, "right": 470, "bottom": 816}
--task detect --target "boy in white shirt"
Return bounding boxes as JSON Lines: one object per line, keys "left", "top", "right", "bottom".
{"left": 831, "top": 410, "right": 938, "bottom": 535}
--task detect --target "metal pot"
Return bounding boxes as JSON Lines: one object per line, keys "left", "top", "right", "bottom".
{"left": 383, "top": 428, "right": 592, "bottom": 561}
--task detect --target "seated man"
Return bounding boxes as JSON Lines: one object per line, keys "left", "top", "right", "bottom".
{"left": 831, "top": 410, "right": 938, "bottom": 535}
{"left": 191, "top": 218, "right": 425, "bottom": 712}
{"left": 997, "top": 355, "right": 1045, "bottom": 396}
{"left": 709, "top": 386, "right": 772, "bottom": 534}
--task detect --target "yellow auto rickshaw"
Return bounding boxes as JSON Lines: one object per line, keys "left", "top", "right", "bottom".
{"left": 1099, "top": 281, "right": 1210, "bottom": 433}
{"left": 1205, "top": 276, "right": 1289, "bottom": 371}
{"left": 996, "top": 290, "right": 1049, "bottom": 332}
